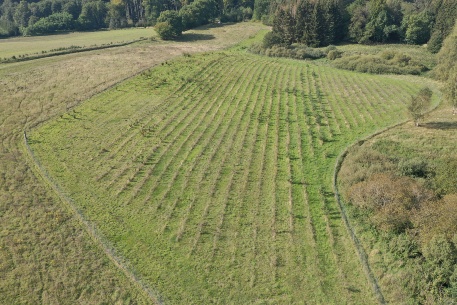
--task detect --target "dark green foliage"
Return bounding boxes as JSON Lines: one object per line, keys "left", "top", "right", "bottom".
{"left": 156, "top": 10, "right": 182, "bottom": 39}
{"left": 13, "top": 0, "right": 31, "bottom": 30}
{"left": 427, "top": 0, "right": 457, "bottom": 53}
{"left": 398, "top": 157, "right": 431, "bottom": 178}
{"left": 26, "top": 12, "right": 74, "bottom": 35}
{"left": 272, "top": 0, "right": 344, "bottom": 47}
{"left": 402, "top": 11, "right": 433, "bottom": 45}
{"left": 272, "top": 7, "right": 295, "bottom": 45}
{"left": 253, "top": 0, "right": 270, "bottom": 21}
{"left": 347, "top": 0, "right": 369, "bottom": 43}
{"left": 180, "top": 0, "right": 219, "bottom": 30}
{"left": 261, "top": 30, "right": 281, "bottom": 48}
{"left": 349, "top": 0, "right": 403, "bottom": 43}
{"left": 221, "top": 6, "right": 252, "bottom": 22}
{"left": 434, "top": 22, "right": 457, "bottom": 81}
{"left": 108, "top": 3, "right": 126, "bottom": 29}
{"left": 0, "top": 0, "right": 19, "bottom": 36}
{"left": 423, "top": 235, "right": 457, "bottom": 294}
{"left": 77, "top": 1, "right": 107, "bottom": 30}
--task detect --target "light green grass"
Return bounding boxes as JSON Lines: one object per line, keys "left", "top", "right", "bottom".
{"left": 0, "top": 27, "right": 156, "bottom": 59}
{"left": 28, "top": 49, "right": 440, "bottom": 303}
{"left": 0, "top": 22, "right": 268, "bottom": 304}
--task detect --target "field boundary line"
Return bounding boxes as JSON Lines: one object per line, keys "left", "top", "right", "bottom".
{"left": 21, "top": 131, "right": 163, "bottom": 305}
{"left": 1, "top": 38, "right": 147, "bottom": 64}
{"left": 332, "top": 91, "right": 441, "bottom": 305}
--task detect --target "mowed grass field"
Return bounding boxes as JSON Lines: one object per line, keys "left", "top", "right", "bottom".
{"left": 28, "top": 49, "right": 440, "bottom": 303}
{"left": 0, "top": 23, "right": 267, "bottom": 304}
{"left": 0, "top": 27, "right": 155, "bottom": 59}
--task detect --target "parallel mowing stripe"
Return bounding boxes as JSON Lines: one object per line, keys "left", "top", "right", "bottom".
{"left": 94, "top": 58, "right": 222, "bottom": 184}
{"left": 120, "top": 59, "right": 230, "bottom": 206}
{"left": 187, "top": 57, "right": 271, "bottom": 259}
{"left": 317, "top": 68, "right": 352, "bottom": 132}
{"left": 159, "top": 57, "right": 262, "bottom": 236}
{"left": 206, "top": 59, "right": 274, "bottom": 262}
{"left": 106, "top": 59, "right": 228, "bottom": 193}
{"left": 126, "top": 57, "right": 241, "bottom": 211}
{"left": 253, "top": 61, "right": 285, "bottom": 288}
{"left": 213, "top": 59, "right": 277, "bottom": 286}
{"left": 290, "top": 64, "right": 324, "bottom": 301}
{"left": 172, "top": 58, "right": 271, "bottom": 244}
{"left": 126, "top": 57, "right": 248, "bottom": 207}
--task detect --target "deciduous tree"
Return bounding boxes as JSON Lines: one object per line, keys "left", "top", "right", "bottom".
{"left": 407, "top": 87, "right": 432, "bottom": 126}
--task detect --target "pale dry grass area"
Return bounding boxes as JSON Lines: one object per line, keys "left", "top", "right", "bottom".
{"left": 0, "top": 22, "right": 267, "bottom": 305}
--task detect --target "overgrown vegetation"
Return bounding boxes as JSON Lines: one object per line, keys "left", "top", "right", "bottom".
{"left": 332, "top": 50, "right": 429, "bottom": 75}
{"left": 338, "top": 106, "right": 457, "bottom": 304}
{"left": 250, "top": 42, "right": 334, "bottom": 60}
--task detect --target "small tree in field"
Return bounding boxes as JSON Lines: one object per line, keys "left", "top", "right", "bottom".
{"left": 155, "top": 10, "right": 182, "bottom": 40}
{"left": 408, "top": 87, "right": 432, "bottom": 126}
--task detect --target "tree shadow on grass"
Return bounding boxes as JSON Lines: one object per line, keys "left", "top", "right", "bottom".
{"left": 177, "top": 33, "right": 215, "bottom": 42}
{"left": 423, "top": 121, "right": 457, "bottom": 130}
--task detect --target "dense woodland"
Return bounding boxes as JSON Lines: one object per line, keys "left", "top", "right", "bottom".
{"left": 1, "top": 0, "right": 456, "bottom": 53}
{"left": 0, "top": 0, "right": 256, "bottom": 36}
{"left": 270, "top": 0, "right": 457, "bottom": 52}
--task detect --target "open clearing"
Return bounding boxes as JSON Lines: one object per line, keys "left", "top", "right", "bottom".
{"left": 28, "top": 48, "right": 440, "bottom": 304}
{"left": 0, "top": 22, "right": 267, "bottom": 304}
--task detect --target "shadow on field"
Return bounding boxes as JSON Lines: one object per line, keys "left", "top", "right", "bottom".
{"left": 177, "top": 33, "right": 215, "bottom": 42}
{"left": 423, "top": 121, "right": 457, "bottom": 130}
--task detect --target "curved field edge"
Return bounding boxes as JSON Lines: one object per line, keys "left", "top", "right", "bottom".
{"left": 332, "top": 77, "right": 442, "bottom": 304}
{"left": 21, "top": 131, "right": 163, "bottom": 304}
{"left": 27, "top": 51, "right": 440, "bottom": 304}
{"left": 0, "top": 23, "right": 267, "bottom": 305}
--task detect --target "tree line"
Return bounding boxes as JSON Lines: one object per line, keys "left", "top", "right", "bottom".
{"left": 0, "top": 0, "right": 256, "bottom": 37}
{"left": 268, "top": 0, "right": 457, "bottom": 52}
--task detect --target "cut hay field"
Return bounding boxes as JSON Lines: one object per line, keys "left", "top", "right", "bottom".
{"left": 0, "top": 22, "right": 267, "bottom": 305}
{"left": 27, "top": 49, "right": 440, "bottom": 304}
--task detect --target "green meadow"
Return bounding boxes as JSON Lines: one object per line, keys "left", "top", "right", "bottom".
{"left": 0, "top": 27, "right": 156, "bottom": 59}
{"left": 28, "top": 48, "right": 440, "bottom": 304}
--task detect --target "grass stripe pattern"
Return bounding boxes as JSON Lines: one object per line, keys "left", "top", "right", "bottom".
{"left": 28, "top": 51, "right": 432, "bottom": 304}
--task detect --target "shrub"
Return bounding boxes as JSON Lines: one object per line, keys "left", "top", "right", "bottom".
{"left": 348, "top": 173, "right": 433, "bottom": 232}
{"left": 155, "top": 22, "right": 177, "bottom": 40}
{"left": 423, "top": 234, "right": 457, "bottom": 293}
{"left": 327, "top": 49, "right": 342, "bottom": 60}
{"left": 26, "top": 12, "right": 75, "bottom": 35}
{"left": 388, "top": 234, "right": 420, "bottom": 259}
{"left": 413, "top": 194, "right": 457, "bottom": 245}
{"left": 333, "top": 52, "right": 427, "bottom": 75}
{"left": 155, "top": 10, "right": 182, "bottom": 40}
{"left": 397, "top": 157, "right": 431, "bottom": 178}
{"left": 262, "top": 31, "right": 282, "bottom": 49}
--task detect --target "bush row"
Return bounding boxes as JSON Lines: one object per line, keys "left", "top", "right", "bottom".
{"left": 332, "top": 51, "right": 428, "bottom": 75}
